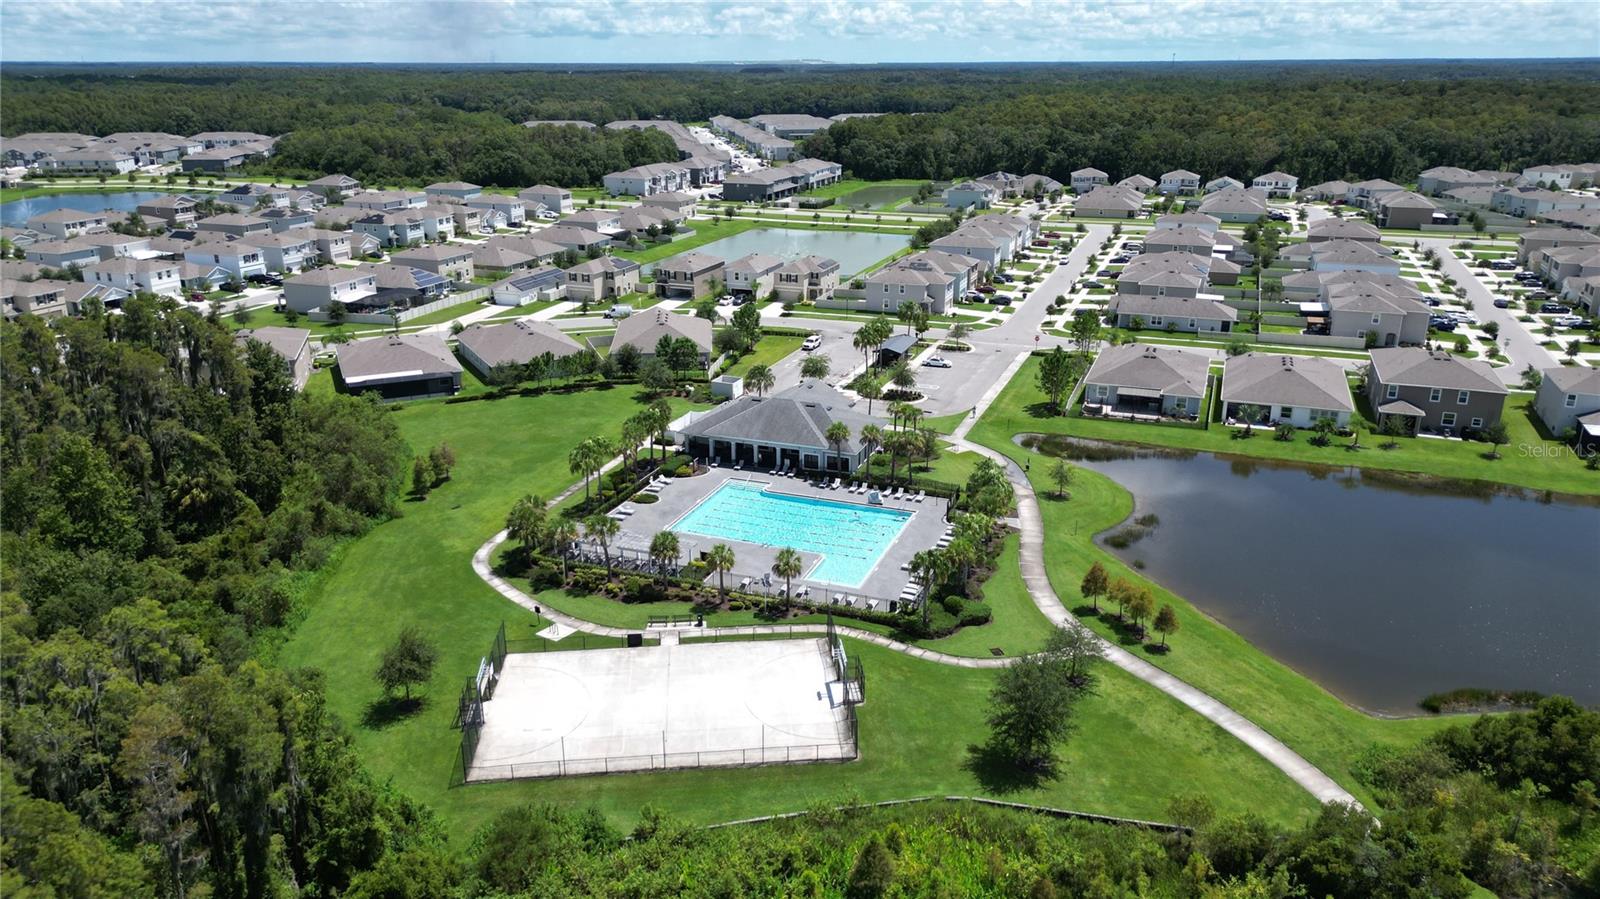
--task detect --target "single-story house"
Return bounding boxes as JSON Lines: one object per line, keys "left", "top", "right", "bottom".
{"left": 1302, "top": 180, "right": 1352, "bottom": 202}
{"left": 1307, "top": 218, "right": 1382, "bottom": 243}
{"left": 1365, "top": 347, "right": 1507, "bottom": 435}
{"left": 1198, "top": 188, "right": 1269, "bottom": 223}
{"left": 1153, "top": 212, "right": 1222, "bottom": 234}
{"left": 1082, "top": 344, "right": 1209, "bottom": 420}
{"left": 1204, "top": 176, "right": 1244, "bottom": 194}
{"left": 1110, "top": 293, "right": 1237, "bottom": 333}
{"left": 196, "top": 213, "right": 273, "bottom": 239}
{"left": 335, "top": 334, "right": 462, "bottom": 400}
{"left": 612, "top": 307, "right": 713, "bottom": 365}
{"left": 1116, "top": 174, "right": 1156, "bottom": 193}
{"left": 424, "top": 181, "right": 482, "bottom": 202}
{"left": 235, "top": 326, "right": 313, "bottom": 390}
{"left": 346, "top": 190, "right": 428, "bottom": 211}
{"left": 1073, "top": 185, "right": 1143, "bottom": 218}
{"left": 491, "top": 266, "right": 565, "bottom": 306}
{"left": 1142, "top": 225, "right": 1216, "bottom": 257}
{"left": 1374, "top": 191, "right": 1443, "bottom": 230}
{"left": 536, "top": 225, "right": 611, "bottom": 253}
{"left": 674, "top": 379, "right": 883, "bottom": 473}
{"left": 639, "top": 191, "right": 697, "bottom": 219}
{"left": 1221, "top": 353, "right": 1355, "bottom": 428}
{"left": 455, "top": 319, "right": 584, "bottom": 378}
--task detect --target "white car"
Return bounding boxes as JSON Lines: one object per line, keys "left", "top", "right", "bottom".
{"left": 536, "top": 210, "right": 558, "bottom": 221}
{"left": 923, "top": 355, "right": 952, "bottom": 369}
{"left": 717, "top": 294, "right": 736, "bottom": 306}
{"left": 1551, "top": 315, "right": 1586, "bottom": 328}
{"left": 801, "top": 334, "right": 822, "bottom": 351}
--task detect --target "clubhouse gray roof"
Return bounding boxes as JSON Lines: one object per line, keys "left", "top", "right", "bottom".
{"left": 1367, "top": 348, "right": 1506, "bottom": 394}
{"left": 1084, "top": 344, "right": 1209, "bottom": 397}
{"left": 336, "top": 334, "right": 461, "bottom": 385}
{"left": 1221, "top": 353, "right": 1354, "bottom": 412}
{"left": 678, "top": 379, "right": 881, "bottom": 448}
{"left": 456, "top": 319, "right": 584, "bottom": 367}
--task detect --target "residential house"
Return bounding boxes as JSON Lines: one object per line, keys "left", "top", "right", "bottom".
{"left": 1110, "top": 293, "right": 1237, "bottom": 333}
{"left": 136, "top": 195, "right": 198, "bottom": 228}
{"left": 78, "top": 232, "right": 152, "bottom": 260}
{"left": 674, "top": 380, "right": 882, "bottom": 473}
{"left": 1250, "top": 171, "right": 1299, "bottom": 197}
{"left": 618, "top": 205, "right": 675, "bottom": 237}
{"left": 313, "top": 206, "right": 371, "bottom": 229}
{"left": 725, "top": 253, "right": 786, "bottom": 299}
{"left": 1204, "top": 176, "right": 1245, "bottom": 194}
{"left": 1345, "top": 179, "right": 1405, "bottom": 209}
{"left": 1282, "top": 239, "right": 1401, "bottom": 275}
{"left": 1142, "top": 225, "right": 1216, "bottom": 257}
{"left": 367, "top": 264, "right": 450, "bottom": 310}
{"left": 84, "top": 257, "right": 183, "bottom": 297}
{"left": 1516, "top": 228, "right": 1600, "bottom": 264}
{"left": 235, "top": 326, "right": 313, "bottom": 390}
{"left": 1153, "top": 212, "right": 1222, "bottom": 234}
{"left": 307, "top": 174, "right": 362, "bottom": 197}
{"left": 535, "top": 225, "right": 611, "bottom": 253}
{"left": 522, "top": 120, "right": 597, "bottom": 129}
{"left": 749, "top": 113, "right": 834, "bottom": 140}
{"left": 51, "top": 148, "right": 138, "bottom": 174}
{"left": 683, "top": 154, "right": 729, "bottom": 187}
{"left": 1520, "top": 163, "right": 1600, "bottom": 190}
{"left": 217, "top": 183, "right": 292, "bottom": 211}
{"left": 973, "top": 172, "right": 1063, "bottom": 197}
{"left": 721, "top": 166, "right": 804, "bottom": 202}
{"left": 282, "top": 266, "right": 379, "bottom": 313}
{"left": 563, "top": 208, "right": 624, "bottom": 236}
{"left": 563, "top": 256, "right": 640, "bottom": 302}
{"left": 653, "top": 251, "right": 725, "bottom": 299}
{"left": 1073, "top": 185, "right": 1142, "bottom": 218}
{"left": 1221, "top": 353, "right": 1355, "bottom": 428}
{"left": 25, "top": 209, "right": 108, "bottom": 240}
{"left": 1081, "top": 344, "right": 1210, "bottom": 419}
{"left": 943, "top": 180, "right": 1000, "bottom": 210}
{"left": 480, "top": 235, "right": 564, "bottom": 268}
{"left": 928, "top": 214, "right": 1037, "bottom": 268}
{"left": 1531, "top": 245, "right": 1600, "bottom": 299}
{"left": 464, "top": 194, "right": 527, "bottom": 228}
{"left": 639, "top": 191, "right": 697, "bottom": 219}
{"left": 389, "top": 244, "right": 474, "bottom": 283}
{"left": 1070, "top": 167, "right": 1108, "bottom": 193}
{"left": 612, "top": 308, "right": 713, "bottom": 366}
{"left": 1116, "top": 251, "right": 1237, "bottom": 298}
{"left": 1534, "top": 367, "right": 1600, "bottom": 447}
{"left": 490, "top": 266, "right": 565, "bottom": 306}
{"left": 1365, "top": 348, "right": 1507, "bottom": 434}
{"left": 239, "top": 231, "right": 316, "bottom": 274}
{"left": 180, "top": 147, "right": 260, "bottom": 172}
{"left": 456, "top": 320, "right": 584, "bottom": 378}
{"left": 1307, "top": 218, "right": 1382, "bottom": 243}
{"left": 603, "top": 162, "right": 692, "bottom": 197}
{"left": 1560, "top": 275, "right": 1600, "bottom": 315}
{"left": 346, "top": 190, "right": 428, "bottom": 211}
{"left": 1303, "top": 180, "right": 1352, "bottom": 202}
{"left": 336, "top": 334, "right": 462, "bottom": 401}
{"left": 1198, "top": 188, "right": 1269, "bottom": 223}
{"left": 1374, "top": 191, "right": 1445, "bottom": 229}
{"left": 3, "top": 277, "right": 85, "bottom": 318}
{"left": 1417, "top": 167, "right": 1496, "bottom": 196}
{"left": 25, "top": 237, "right": 105, "bottom": 269}
{"left": 773, "top": 255, "right": 841, "bottom": 303}
{"left": 1158, "top": 170, "right": 1201, "bottom": 195}
{"left": 443, "top": 204, "right": 486, "bottom": 235}
{"left": 195, "top": 213, "right": 272, "bottom": 239}
{"left": 861, "top": 250, "right": 980, "bottom": 315}
{"left": 412, "top": 206, "right": 458, "bottom": 241}
{"left": 184, "top": 238, "right": 267, "bottom": 282}
{"left": 520, "top": 185, "right": 574, "bottom": 215}
{"left": 1280, "top": 269, "right": 1420, "bottom": 302}
{"left": 306, "top": 228, "right": 355, "bottom": 264}
{"left": 189, "top": 131, "right": 275, "bottom": 150}
{"left": 711, "top": 116, "right": 796, "bottom": 160}
{"left": 354, "top": 211, "right": 426, "bottom": 248}
{"left": 1490, "top": 186, "right": 1600, "bottom": 219}
{"left": 257, "top": 207, "right": 315, "bottom": 232}
{"left": 424, "top": 181, "right": 482, "bottom": 202}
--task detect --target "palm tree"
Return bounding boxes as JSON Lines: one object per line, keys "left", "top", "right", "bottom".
{"left": 772, "top": 547, "right": 802, "bottom": 609}
{"left": 897, "top": 299, "right": 922, "bottom": 335}
{"left": 852, "top": 325, "right": 874, "bottom": 370}
{"left": 569, "top": 441, "right": 595, "bottom": 502}
{"left": 891, "top": 362, "right": 917, "bottom": 397}
{"left": 505, "top": 494, "right": 547, "bottom": 563}
{"left": 858, "top": 376, "right": 883, "bottom": 416}
{"left": 744, "top": 363, "right": 775, "bottom": 397}
{"left": 649, "top": 397, "right": 673, "bottom": 463}
{"left": 548, "top": 518, "right": 579, "bottom": 579}
{"left": 584, "top": 513, "right": 620, "bottom": 573}
{"left": 859, "top": 424, "right": 884, "bottom": 473}
{"left": 908, "top": 549, "right": 950, "bottom": 627}
{"left": 825, "top": 421, "right": 851, "bottom": 473}
{"left": 649, "top": 530, "right": 680, "bottom": 582}
{"left": 706, "top": 543, "right": 736, "bottom": 600}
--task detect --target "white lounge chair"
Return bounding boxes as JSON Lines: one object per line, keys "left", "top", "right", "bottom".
{"left": 740, "top": 576, "right": 752, "bottom": 591}
{"left": 832, "top": 477, "right": 842, "bottom": 490}
{"left": 915, "top": 490, "right": 926, "bottom": 503}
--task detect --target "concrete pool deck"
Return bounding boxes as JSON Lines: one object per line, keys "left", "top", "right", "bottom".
{"left": 468, "top": 638, "right": 853, "bottom": 781}
{"left": 612, "top": 466, "right": 953, "bottom": 607}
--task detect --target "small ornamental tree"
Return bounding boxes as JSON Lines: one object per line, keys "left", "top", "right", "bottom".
{"left": 376, "top": 626, "right": 439, "bottom": 701}
{"left": 1153, "top": 604, "right": 1180, "bottom": 648}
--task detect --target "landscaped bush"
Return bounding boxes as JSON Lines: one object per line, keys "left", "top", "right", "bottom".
{"left": 674, "top": 464, "right": 694, "bottom": 477}
{"left": 632, "top": 493, "right": 659, "bottom": 504}
{"left": 528, "top": 562, "right": 563, "bottom": 592}
{"left": 620, "top": 576, "right": 669, "bottom": 604}
{"left": 568, "top": 568, "right": 609, "bottom": 594}
{"left": 959, "top": 601, "right": 993, "bottom": 627}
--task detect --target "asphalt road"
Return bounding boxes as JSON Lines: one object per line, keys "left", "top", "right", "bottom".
{"left": 1421, "top": 236, "right": 1556, "bottom": 386}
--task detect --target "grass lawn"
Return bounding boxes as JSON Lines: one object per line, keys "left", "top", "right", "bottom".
{"left": 801, "top": 178, "right": 924, "bottom": 201}
{"left": 399, "top": 300, "right": 491, "bottom": 328}
{"left": 724, "top": 334, "right": 804, "bottom": 378}
{"left": 275, "top": 381, "right": 1318, "bottom": 837}
{"left": 966, "top": 362, "right": 1481, "bottom": 809}
{"left": 614, "top": 218, "right": 761, "bottom": 264}
{"left": 228, "top": 307, "right": 349, "bottom": 336}
{"left": 485, "top": 299, "right": 563, "bottom": 320}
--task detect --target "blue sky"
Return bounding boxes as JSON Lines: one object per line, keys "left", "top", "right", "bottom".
{"left": 1, "top": 0, "right": 1596, "bottom": 64}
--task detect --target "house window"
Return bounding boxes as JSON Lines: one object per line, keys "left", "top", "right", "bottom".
{"left": 1429, "top": 388, "right": 1442, "bottom": 403}
{"left": 1371, "top": 315, "right": 1381, "bottom": 324}
{"left": 1565, "top": 394, "right": 1577, "bottom": 408}
{"left": 1438, "top": 412, "right": 1456, "bottom": 427}
{"left": 1281, "top": 407, "right": 1294, "bottom": 418}
{"left": 1173, "top": 398, "right": 1187, "bottom": 411}
{"left": 1096, "top": 385, "right": 1109, "bottom": 398}
{"left": 1385, "top": 384, "right": 1398, "bottom": 400}
{"left": 1470, "top": 417, "right": 1483, "bottom": 428}
{"left": 1457, "top": 390, "right": 1470, "bottom": 405}
{"left": 1357, "top": 330, "right": 1367, "bottom": 340}
{"left": 1151, "top": 316, "right": 1163, "bottom": 326}
{"left": 1189, "top": 319, "right": 1197, "bottom": 328}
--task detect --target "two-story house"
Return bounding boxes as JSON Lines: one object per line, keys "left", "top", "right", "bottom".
{"left": 1366, "top": 348, "right": 1507, "bottom": 435}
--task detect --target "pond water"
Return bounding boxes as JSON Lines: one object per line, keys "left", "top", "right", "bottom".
{"left": 1021, "top": 434, "right": 1600, "bottom": 714}
{"left": 650, "top": 227, "right": 909, "bottom": 278}
{"left": 1, "top": 190, "right": 177, "bottom": 228}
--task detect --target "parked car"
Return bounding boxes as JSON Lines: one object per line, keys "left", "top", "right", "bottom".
{"left": 923, "top": 355, "right": 952, "bottom": 369}
{"left": 1269, "top": 211, "right": 1290, "bottom": 222}
{"left": 1083, "top": 281, "right": 1103, "bottom": 289}
{"left": 801, "top": 334, "right": 822, "bottom": 351}
{"left": 536, "top": 210, "right": 558, "bottom": 221}
{"left": 993, "top": 273, "right": 1013, "bottom": 283}
{"left": 604, "top": 305, "right": 633, "bottom": 319}
{"left": 1527, "top": 290, "right": 1552, "bottom": 301}
{"left": 1515, "top": 272, "right": 1541, "bottom": 282}
{"left": 1551, "top": 315, "right": 1587, "bottom": 328}
{"left": 977, "top": 284, "right": 996, "bottom": 294}
{"left": 1489, "top": 260, "right": 1516, "bottom": 270}
{"left": 1540, "top": 303, "right": 1572, "bottom": 314}
{"left": 1109, "top": 255, "right": 1131, "bottom": 264}
{"left": 1424, "top": 297, "right": 1442, "bottom": 307}
{"left": 1429, "top": 318, "right": 1457, "bottom": 332}
{"left": 1493, "top": 298, "right": 1511, "bottom": 308}
{"left": 1124, "top": 242, "right": 1143, "bottom": 251}
{"left": 1450, "top": 312, "right": 1479, "bottom": 325}
{"left": 246, "top": 274, "right": 272, "bottom": 285}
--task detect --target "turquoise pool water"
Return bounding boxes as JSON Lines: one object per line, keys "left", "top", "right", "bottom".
{"left": 671, "top": 481, "right": 911, "bottom": 587}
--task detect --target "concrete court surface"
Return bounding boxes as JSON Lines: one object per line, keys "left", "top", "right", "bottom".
{"left": 468, "top": 638, "right": 854, "bottom": 781}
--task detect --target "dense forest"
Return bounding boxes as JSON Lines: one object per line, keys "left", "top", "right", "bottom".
{"left": 3, "top": 62, "right": 1599, "bottom": 187}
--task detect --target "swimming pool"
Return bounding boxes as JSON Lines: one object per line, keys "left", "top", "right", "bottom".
{"left": 670, "top": 481, "right": 911, "bottom": 588}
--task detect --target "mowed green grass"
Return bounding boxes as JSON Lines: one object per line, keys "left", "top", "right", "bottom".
{"left": 986, "top": 357, "right": 1597, "bottom": 496}
{"left": 725, "top": 334, "right": 804, "bottom": 378}
{"left": 277, "top": 385, "right": 1317, "bottom": 837}
{"left": 968, "top": 363, "right": 1476, "bottom": 810}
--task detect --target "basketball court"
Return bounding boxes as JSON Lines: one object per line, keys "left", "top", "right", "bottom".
{"left": 466, "top": 637, "right": 856, "bottom": 781}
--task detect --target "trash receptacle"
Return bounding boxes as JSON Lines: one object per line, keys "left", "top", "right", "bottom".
{"left": 626, "top": 633, "right": 643, "bottom": 648}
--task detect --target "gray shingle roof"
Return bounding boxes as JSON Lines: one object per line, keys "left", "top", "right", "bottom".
{"left": 1111, "top": 294, "right": 1238, "bottom": 322}
{"left": 1084, "top": 344, "right": 1209, "bottom": 396}
{"left": 1542, "top": 366, "right": 1600, "bottom": 396}
{"left": 678, "top": 379, "right": 880, "bottom": 448}
{"left": 235, "top": 326, "right": 310, "bottom": 362}
{"left": 337, "top": 334, "right": 461, "bottom": 383}
{"left": 613, "top": 307, "right": 713, "bottom": 354}
{"left": 1221, "top": 353, "right": 1354, "bottom": 412}
{"left": 1368, "top": 348, "right": 1506, "bottom": 394}
{"left": 457, "top": 320, "right": 583, "bottom": 368}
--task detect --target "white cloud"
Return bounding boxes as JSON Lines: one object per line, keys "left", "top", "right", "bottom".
{"left": 0, "top": 0, "right": 1594, "bottom": 62}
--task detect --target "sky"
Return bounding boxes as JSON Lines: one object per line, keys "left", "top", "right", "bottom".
{"left": 0, "top": 0, "right": 1597, "bottom": 64}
